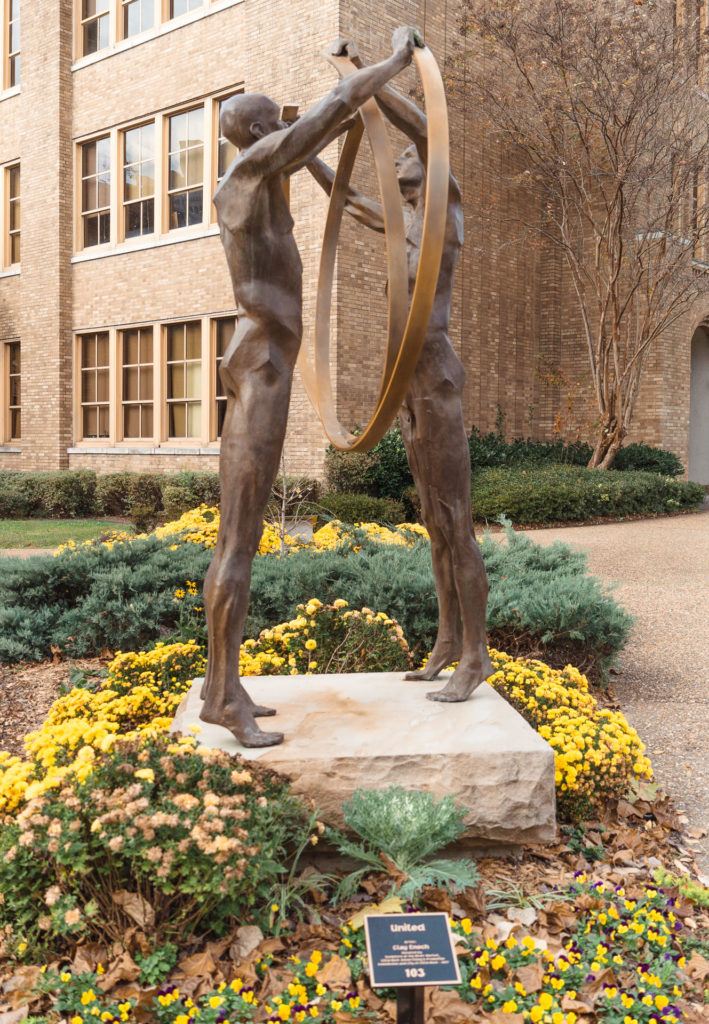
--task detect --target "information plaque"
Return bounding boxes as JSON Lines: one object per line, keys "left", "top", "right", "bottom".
{"left": 364, "top": 912, "right": 461, "bottom": 988}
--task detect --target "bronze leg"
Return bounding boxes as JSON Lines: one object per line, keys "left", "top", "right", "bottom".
{"left": 400, "top": 334, "right": 493, "bottom": 702}
{"left": 200, "top": 319, "right": 300, "bottom": 747}
{"left": 401, "top": 402, "right": 463, "bottom": 681}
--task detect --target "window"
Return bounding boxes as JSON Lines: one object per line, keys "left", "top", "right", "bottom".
{"left": 80, "top": 332, "right": 110, "bottom": 439}
{"left": 214, "top": 317, "right": 234, "bottom": 436}
{"left": 123, "top": 123, "right": 155, "bottom": 238}
{"left": 168, "top": 107, "right": 204, "bottom": 229}
{"left": 81, "top": 137, "right": 111, "bottom": 247}
{"left": 122, "top": 0, "right": 154, "bottom": 39}
{"left": 166, "top": 321, "right": 201, "bottom": 437}
{"left": 6, "top": 340, "right": 20, "bottom": 440}
{"left": 6, "top": 163, "right": 19, "bottom": 265}
{"left": 5, "top": 0, "right": 20, "bottom": 88}
{"left": 121, "top": 327, "right": 153, "bottom": 438}
{"left": 216, "top": 96, "right": 238, "bottom": 183}
{"left": 81, "top": 0, "right": 110, "bottom": 56}
{"left": 170, "top": 0, "right": 202, "bottom": 17}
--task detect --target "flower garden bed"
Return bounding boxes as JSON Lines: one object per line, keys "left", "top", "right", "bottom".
{"left": 1, "top": 510, "right": 707, "bottom": 1023}
{"left": 0, "top": 508, "right": 633, "bottom": 681}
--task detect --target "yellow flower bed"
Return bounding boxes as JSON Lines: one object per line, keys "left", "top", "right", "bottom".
{"left": 0, "top": 610, "right": 651, "bottom": 821}
{"left": 56, "top": 505, "right": 430, "bottom": 557}
{"left": 487, "top": 649, "right": 652, "bottom": 813}
{"left": 239, "top": 598, "right": 411, "bottom": 677}
{"left": 0, "top": 641, "right": 205, "bottom": 814}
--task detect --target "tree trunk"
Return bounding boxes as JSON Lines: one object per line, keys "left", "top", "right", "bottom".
{"left": 587, "top": 420, "right": 625, "bottom": 470}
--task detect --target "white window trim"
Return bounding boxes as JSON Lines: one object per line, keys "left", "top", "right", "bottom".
{"left": 2, "top": 0, "right": 20, "bottom": 92}
{"left": 74, "top": 88, "right": 240, "bottom": 257}
{"left": 72, "top": 313, "right": 237, "bottom": 449}
{"left": 72, "top": 0, "right": 244, "bottom": 69}
{"left": 0, "top": 337, "right": 20, "bottom": 445}
{"left": 0, "top": 158, "right": 20, "bottom": 271}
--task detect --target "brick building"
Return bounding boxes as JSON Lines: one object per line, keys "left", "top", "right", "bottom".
{"left": 0, "top": 0, "right": 707, "bottom": 483}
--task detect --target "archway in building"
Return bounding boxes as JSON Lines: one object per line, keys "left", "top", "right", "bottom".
{"left": 689, "top": 326, "right": 709, "bottom": 485}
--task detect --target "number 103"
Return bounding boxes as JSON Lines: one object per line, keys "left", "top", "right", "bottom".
{"left": 404, "top": 968, "right": 426, "bottom": 978}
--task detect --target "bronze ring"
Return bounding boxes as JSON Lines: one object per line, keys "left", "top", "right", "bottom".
{"left": 298, "top": 45, "right": 450, "bottom": 452}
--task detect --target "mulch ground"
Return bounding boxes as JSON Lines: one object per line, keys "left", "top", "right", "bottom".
{"left": 0, "top": 658, "right": 106, "bottom": 757}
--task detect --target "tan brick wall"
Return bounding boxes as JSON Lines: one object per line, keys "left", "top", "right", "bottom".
{"left": 0, "top": 0, "right": 703, "bottom": 480}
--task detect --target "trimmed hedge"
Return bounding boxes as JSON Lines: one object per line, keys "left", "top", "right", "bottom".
{"left": 0, "top": 527, "right": 632, "bottom": 679}
{"left": 0, "top": 470, "right": 320, "bottom": 525}
{"left": 317, "top": 492, "right": 405, "bottom": 524}
{"left": 323, "top": 427, "right": 685, "bottom": 498}
{"left": 471, "top": 465, "right": 704, "bottom": 525}
{"left": 0, "top": 470, "right": 98, "bottom": 518}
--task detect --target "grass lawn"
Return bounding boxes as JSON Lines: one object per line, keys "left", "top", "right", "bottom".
{"left": 0, "top": 518, "right": 131, "bottom": 549}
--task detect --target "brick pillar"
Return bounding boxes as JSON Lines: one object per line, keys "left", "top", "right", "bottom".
{"left": 19, "top": 0, "right": 73, "bottom": 470}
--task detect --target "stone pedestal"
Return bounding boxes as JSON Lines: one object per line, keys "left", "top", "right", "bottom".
{"left": 171, "top": 673, "right": 556, "bottom": 845}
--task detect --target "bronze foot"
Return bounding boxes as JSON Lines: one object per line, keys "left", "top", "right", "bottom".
{"left": 251, "top": 704, "right": 278, "bottom": 718}
{"left": 199, "top": 680, "right": 276, "bottom": 717}
{"left": 405, "top": 643, "right": 460, "bottom": 681}
{"left": 200, "top": 702, "right": 284, "bottom": 747}
{"left": 426, "top": 662, "right": 484, "bottom": 703}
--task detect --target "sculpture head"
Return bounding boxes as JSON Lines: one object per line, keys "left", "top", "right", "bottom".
{"left": 395, "top": 144, "right": 425, "bottom": 203}
{"left": 220, "top": 93, "right": 284, "bottom": 149}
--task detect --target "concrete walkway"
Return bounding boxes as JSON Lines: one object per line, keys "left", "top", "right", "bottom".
{"left": 522, "top": 511, "right": 709, "bottom": 871}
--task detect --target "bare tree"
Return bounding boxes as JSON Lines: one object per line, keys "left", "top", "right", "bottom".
{"left": 460, "top": 0, "right": 709, "bottom": 467}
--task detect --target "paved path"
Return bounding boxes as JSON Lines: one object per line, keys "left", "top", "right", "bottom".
{"left": 522, "top": 511, "right": 709, "bottom": 872}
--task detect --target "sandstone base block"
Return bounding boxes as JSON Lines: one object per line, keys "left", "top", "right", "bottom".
{"left": 171, "top": 674, "right": 557, "bottom": 845}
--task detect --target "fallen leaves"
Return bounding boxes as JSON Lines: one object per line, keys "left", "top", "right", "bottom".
{"left": 112, "top": 891, "right": 155, "bottom": 930}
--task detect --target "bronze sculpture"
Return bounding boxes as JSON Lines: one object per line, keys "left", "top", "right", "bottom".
{"left": 306, "top": 42, "right": 492, "bottom": 702}
{"left": 202, "top": 29, "right": 491, "bottom": 747}
{"left": 201, "top": 28, "right": 422, "bottom": 747}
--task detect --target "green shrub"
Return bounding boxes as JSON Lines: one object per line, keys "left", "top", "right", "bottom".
{"left": 613, "top": 442, "right": 684, "bottom": 477}
{"left": 468, "top": 429, "right": 592, "bottom": 470}
{"left": 94, "top": 472, "right": 135, "bottom": 516}
{"left": 365, "top": 426, "right": 414, "bottom": 499}
{"left": 324, "top": 447, "right": 378, "bottom": 494}
{"left": 0, "top": 472, "right": 40, "bottom": 517}
{"left": 0, "top": 536, "right": 213, "bottom": 662}
{"left": 323, "top": 428, "right": 685, "bottom": 501}
{"left": 162, "top": 471, "right": 222, "bottom": 518}
{"left": 472, "top": 465, "right": 703, "bottom": 525}
{"left": 318, "top": 491, "right": 405, "bottom": 524}
{"left": 0, "top": 528, "right": 632, "bottom": 677}
{"left": 0, "top": 471, "right": 97, "bottom": 518}
{"left": 0, "top": 732, "right": 309, "bottom": 954}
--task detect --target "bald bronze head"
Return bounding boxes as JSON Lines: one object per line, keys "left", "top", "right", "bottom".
{"left": 221, "top": 93, "right": 283, "bottom": 150}
{"left": 395, "top": 144, "right": 425, "bottom": 203}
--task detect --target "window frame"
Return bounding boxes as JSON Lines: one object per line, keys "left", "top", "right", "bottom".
{"left": 2, "top": 338, "right": 20, "bottom": 443}
{"left": 78, "top": 330, "right": 112, "bottom": 442}
{"left": 120, "top": 0, "right": 157, "bottom": 41}
{"left": 73, "top": 1, "right": 240, "bottom": 65}
{"left": 212, "top": 315, "right": 235, "bottom": 439}
{"left": 164, "top": 319, "right": 203, "bottom": 440}
{"left": 5, "top": 162, "right": 19, "bottom": 266}
{"left": 78, "top": 0, "right": 112, "bottom": 59}
{"left": 3, "top": 0, "right": 20, "bottom": 91}
{"left": 165, "top": 105, "right": 206, "bottom": 233}
{"left": 211, "top": 91, "right": 240, "bottom": 221}
{"left": 75, "top": 90, "right": 243, "bottom": 256}
{"left": 120, "top": 121, "right": 156, "bottom": 242}
{"left": 119, "top": 325, "right": 156, "bottom": 441}
{"left": 166, "top": 0, "right": 204, "bottom": 19}
{"left": 79, "top": 135, "right": 112, "bottom": 251}
{"left": 72, "top": 315, "right": 235, "bottom": 449}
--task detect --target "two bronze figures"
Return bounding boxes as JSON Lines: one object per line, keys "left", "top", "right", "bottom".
{"left": 201, "top": 28, "right": 491, "bottom": 747}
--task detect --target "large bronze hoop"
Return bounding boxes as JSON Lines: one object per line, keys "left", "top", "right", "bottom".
{"left": 298, "top": 44, "right": 450, "bottom": 452}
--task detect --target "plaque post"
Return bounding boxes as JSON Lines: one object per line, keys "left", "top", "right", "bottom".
{"left": 396, "top": 985, "right": 425, "bottom": 1024}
